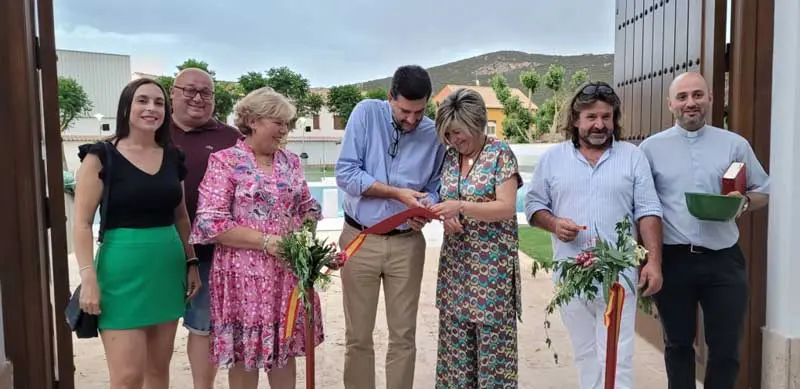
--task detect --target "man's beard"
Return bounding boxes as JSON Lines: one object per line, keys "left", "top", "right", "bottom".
{"left": 580, "top": 128, "right": 613, "bottom": 149}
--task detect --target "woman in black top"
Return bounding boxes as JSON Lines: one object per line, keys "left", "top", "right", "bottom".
{"left": 72, "top": 78, "right": 201, "bottom": 388}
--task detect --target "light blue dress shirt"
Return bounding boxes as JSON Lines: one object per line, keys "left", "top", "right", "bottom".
{"left": 638, "top": 124, "right": 770, "bottom": 250}
{"left": 524, "top": 140, "right": 663, "bottom": 282}
{"left": 334, "top": 99, "right": 446, "bottom": 228}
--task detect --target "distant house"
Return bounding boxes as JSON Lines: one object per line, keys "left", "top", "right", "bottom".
{"left": 432, "top": 84, "right": 537, "bottom": 140}
{"left": 284, "top": 88, "right": 345, "bottom": 167}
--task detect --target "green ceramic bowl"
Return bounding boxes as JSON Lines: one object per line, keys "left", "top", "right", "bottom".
{"left": 685, "top": 192, "right": 745, "bottom": 221}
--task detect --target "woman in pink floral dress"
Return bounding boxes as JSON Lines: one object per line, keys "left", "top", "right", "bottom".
{"left": 189, "top": 87, "right": 323, "bottom": 389}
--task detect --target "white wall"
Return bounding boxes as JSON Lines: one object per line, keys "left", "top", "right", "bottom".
{"left": 57, "top": 49, "right": 131, "bottom": 136}
{"left": 283, "top": 140, "right": 342, "bottom": 166}
{"left": 289, "top": 106, "right": 345, "bottom": 141}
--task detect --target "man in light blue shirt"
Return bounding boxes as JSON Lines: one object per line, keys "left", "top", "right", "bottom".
{"left": 524, "top": 82, "right": 663, "bottom": 389}
{"left": 334, "top": 65, "right": 446, "bottom": 389}
{"left": 639, "top": 71, "right": 770, "bottom": 389}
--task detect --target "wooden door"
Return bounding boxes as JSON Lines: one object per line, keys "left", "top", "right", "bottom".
{"left": 0, "top": 0, "right": 74, "bottom": 387}
{"left": 613, "top": 0, "right": 728, "bottom": 382}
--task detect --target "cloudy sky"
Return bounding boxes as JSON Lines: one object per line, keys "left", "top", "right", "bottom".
{"left": 54, "top": 0, "right": 616, "bottom": 87}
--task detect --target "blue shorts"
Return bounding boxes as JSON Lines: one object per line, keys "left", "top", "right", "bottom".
{"left": 183, "top": 256, "right": 212, "bottom": 335}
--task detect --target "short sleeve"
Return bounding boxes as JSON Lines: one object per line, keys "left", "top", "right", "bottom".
{"left": 77, "top": 141, "right": 110, "bottom": 180}
{"left": 171, "top": 146, "right": 188, "bottom": 181}
{"left": 495, "top": 141, "right": 523, "bottom": 189}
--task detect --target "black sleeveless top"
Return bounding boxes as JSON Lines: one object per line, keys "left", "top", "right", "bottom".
{"left": 78, "top": 140, "right": 188, "bottom": 230}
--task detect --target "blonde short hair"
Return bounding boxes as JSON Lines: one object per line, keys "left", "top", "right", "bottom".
{"left": 434, "top": 88, "right": 488, "bottom": 144}
{"left": 233, "top": 87, "right": 296, "bottom": 135}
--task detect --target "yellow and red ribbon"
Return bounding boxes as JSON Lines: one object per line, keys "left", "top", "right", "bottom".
{"left": 283, "top": 207, "right": 439, "bottom": 339}
{"left": 603, "top": 282, "right": 626, "bottom": 389}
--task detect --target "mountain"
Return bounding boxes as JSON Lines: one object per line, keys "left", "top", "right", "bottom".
{"left": 357, "top": 50, "right": 614, "bottom": 106}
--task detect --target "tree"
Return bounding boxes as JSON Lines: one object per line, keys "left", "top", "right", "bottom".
{"left": 426, "top": 101, "right": 438, "bottom": 120}
{"left": 490, "top": 75, "right": 535, "bottom": 143}
{"left": 519, "top": 70, "right": 542, "bottom": 137}
{"left": 326, "top": 85, "right": 364, "bottom": 127}
{"left": 302, "top": 93, "right": 325, "bottom": 117}
{"left": 364, "top": 88, "right": 388, "bottom": 100}
{"left": 535, "top": 66, "right": 592, "bottom": 135}
{"left": 58, "top": 77, "right": 93, "bottom": 132}
{"left": 238, "top": 71, "right": 269, "bottom": 94}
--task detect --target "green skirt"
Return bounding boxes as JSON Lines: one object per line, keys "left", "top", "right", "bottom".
{"left": 95, "top": 225, "right": 186, "bottom": 330}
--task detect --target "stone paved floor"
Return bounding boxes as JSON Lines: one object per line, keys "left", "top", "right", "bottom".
{"left": 69, "top": 226, "right": 673, "bottom": 388}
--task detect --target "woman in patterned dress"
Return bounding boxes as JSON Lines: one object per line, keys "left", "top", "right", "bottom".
{"left": 189, "top": 87, "right": 324, "bottom": 389}
{"left": 429, "top": 88, "right": 523, "bottom": 388}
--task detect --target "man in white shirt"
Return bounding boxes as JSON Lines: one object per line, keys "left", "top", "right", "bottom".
{"left": 525, "top": 81, "right": 664, "bottom": 389}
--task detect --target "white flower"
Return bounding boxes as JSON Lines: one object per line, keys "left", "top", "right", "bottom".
{"left": 634, "top": 245, "right": 648, "bottom": 263}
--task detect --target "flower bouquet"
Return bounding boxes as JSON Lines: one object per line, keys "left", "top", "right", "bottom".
{"left": 538, "top": 215, "right": 654, "bottom": 366}
{"left": 279, "top": 218, "right": 346, "bottom": 389}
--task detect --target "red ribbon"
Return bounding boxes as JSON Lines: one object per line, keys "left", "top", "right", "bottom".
{"left": 284, "top": 207, "right": 439, "bottom": 339}
{"left": 603, "top": 282, "right": 626, "bottom": 389}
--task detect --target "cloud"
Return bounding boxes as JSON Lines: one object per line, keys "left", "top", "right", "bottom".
{"left": 53, "top": 0, "right": 616, "bottom": 86}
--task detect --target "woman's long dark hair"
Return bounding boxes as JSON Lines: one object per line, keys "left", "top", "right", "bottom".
{"left": 557, "top": 81, "right": 623, "bottom": 148}
{"left": 113, "top": 78, "right": 173, "bottom": 147}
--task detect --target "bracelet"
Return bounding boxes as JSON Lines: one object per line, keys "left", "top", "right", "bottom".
{"left": 79, "top": 265, "right": 93, "bottom": 273}
{"left": 186, "top": 257, "right": 200, "bottom": 266}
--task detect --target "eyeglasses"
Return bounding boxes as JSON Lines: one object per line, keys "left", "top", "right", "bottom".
{"left": 174, "top": 85, "right": 214, "bottom": 100}
{"left": 388, "top": 122, "right": 401, "bottom": 158}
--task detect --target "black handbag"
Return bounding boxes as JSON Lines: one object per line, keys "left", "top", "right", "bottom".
{"left": 65, "top": 140, "right": 113, "bottom": 338}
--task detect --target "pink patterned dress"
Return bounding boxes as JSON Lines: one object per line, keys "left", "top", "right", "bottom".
{"left": 189, "top": 138, "right": 324, "bottom": 371}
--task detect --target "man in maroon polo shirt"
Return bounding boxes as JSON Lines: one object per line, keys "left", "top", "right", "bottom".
{"left": 169, "top": 68, "right": 241, "bottom": 389}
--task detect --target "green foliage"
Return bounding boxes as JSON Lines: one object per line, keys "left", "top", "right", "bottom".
{"left": 569, "top": 69, "right": 590, "bottom": 91}
{"left": 264, "top": 67, "right": 311, "bottom": 104}
{"left": 490, "top": 75, "right": 535, "bottom": 143}
{"left": 537, "top": 216, "right": 654, "bottom": 365}
{"left": 177, "top": 59, "right": 215, "bottom": 77}
{"left": 238, "top": 71, "right": 269, "bottom": 94}
{"left": 533, "top": 99, "right": 556, "bottom": 137}
{"left": 279, "top": 218, "right": 343, "bottom": 320}
{"left": 519, "top": 70, "right": 541, "bottom": 102}
{"left": 536, "top": 66, "right": 592, "bottom": 135}
{"left": 300, "top": 92, "right": 325, "bottom": 116}
{"left": 58, "top": 77, "right": 93, "bottom": 132}
{"left": 154, "top": 76, "right": 174, "bottom": 92}
{"left": 364, "top": 88, "right": 388, "bottom": 100}
{"left": 543, "top": 64, "right": 565, "bottom": 93}
{"left": 357, "top": 51, "right": 613, "bottom": 105}
{"left": 425, "top": 101, "right": 438, "bottom": 120}
{"left": 326, "top": 85, "right": 364, "bottom": 127}
{"left": 213, "top": 81, "right": 242, "bottom": 123}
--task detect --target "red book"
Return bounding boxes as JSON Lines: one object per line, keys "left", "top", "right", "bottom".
{"left": 722, "top": 162, "right": 746, "bottom": 194}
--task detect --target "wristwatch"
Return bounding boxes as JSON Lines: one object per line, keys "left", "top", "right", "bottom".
{"left": 186, "top": 257, "right": 200, "bottom": 267}
{"left": 742, "top": 194, "right": 751, "bottom": 213}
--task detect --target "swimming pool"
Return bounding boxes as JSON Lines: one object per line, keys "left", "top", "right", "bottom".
{"left": 307, "top": 180, "right": 531, "bottom": 217}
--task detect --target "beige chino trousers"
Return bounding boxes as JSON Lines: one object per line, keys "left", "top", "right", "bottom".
{"left": 339, "top": 222, "right": 427, "bottom": 389}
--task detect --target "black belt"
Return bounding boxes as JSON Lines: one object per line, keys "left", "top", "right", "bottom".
{"left": 664, "top": 244, "right": 717, "bottom": 254}
{"left": 344, "top": 213, "right": 411, "bottom": 236}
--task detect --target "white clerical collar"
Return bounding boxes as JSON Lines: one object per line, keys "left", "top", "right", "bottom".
{"left": 674, "top": 122, "right": 707, "bottom": 138}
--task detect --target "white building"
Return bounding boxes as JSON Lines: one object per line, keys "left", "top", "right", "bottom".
{"left": 56, "top": 49, "right": 131, "bottom": 136}
{"left": 286, "top": 88, "right": 344, "bottom": 166}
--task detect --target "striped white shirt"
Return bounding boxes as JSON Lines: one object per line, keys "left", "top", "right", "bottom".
{"left": 524, "top": 140, "right": 662, "bottom": 279}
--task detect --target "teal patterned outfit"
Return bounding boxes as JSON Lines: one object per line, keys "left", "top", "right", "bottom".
{"left": 435, "top": 137, "right": 523, "bottom": 388}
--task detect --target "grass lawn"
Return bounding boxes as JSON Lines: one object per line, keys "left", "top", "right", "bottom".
{"left": 303, "top": 166, "right": 334, "bottom": 182}
{"left": 518, "top": 226, "right": 554, "bottom": 269}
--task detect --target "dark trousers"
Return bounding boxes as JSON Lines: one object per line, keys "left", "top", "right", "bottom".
{"left": 654, "top": 244, "right": 749, "bottom": 389}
